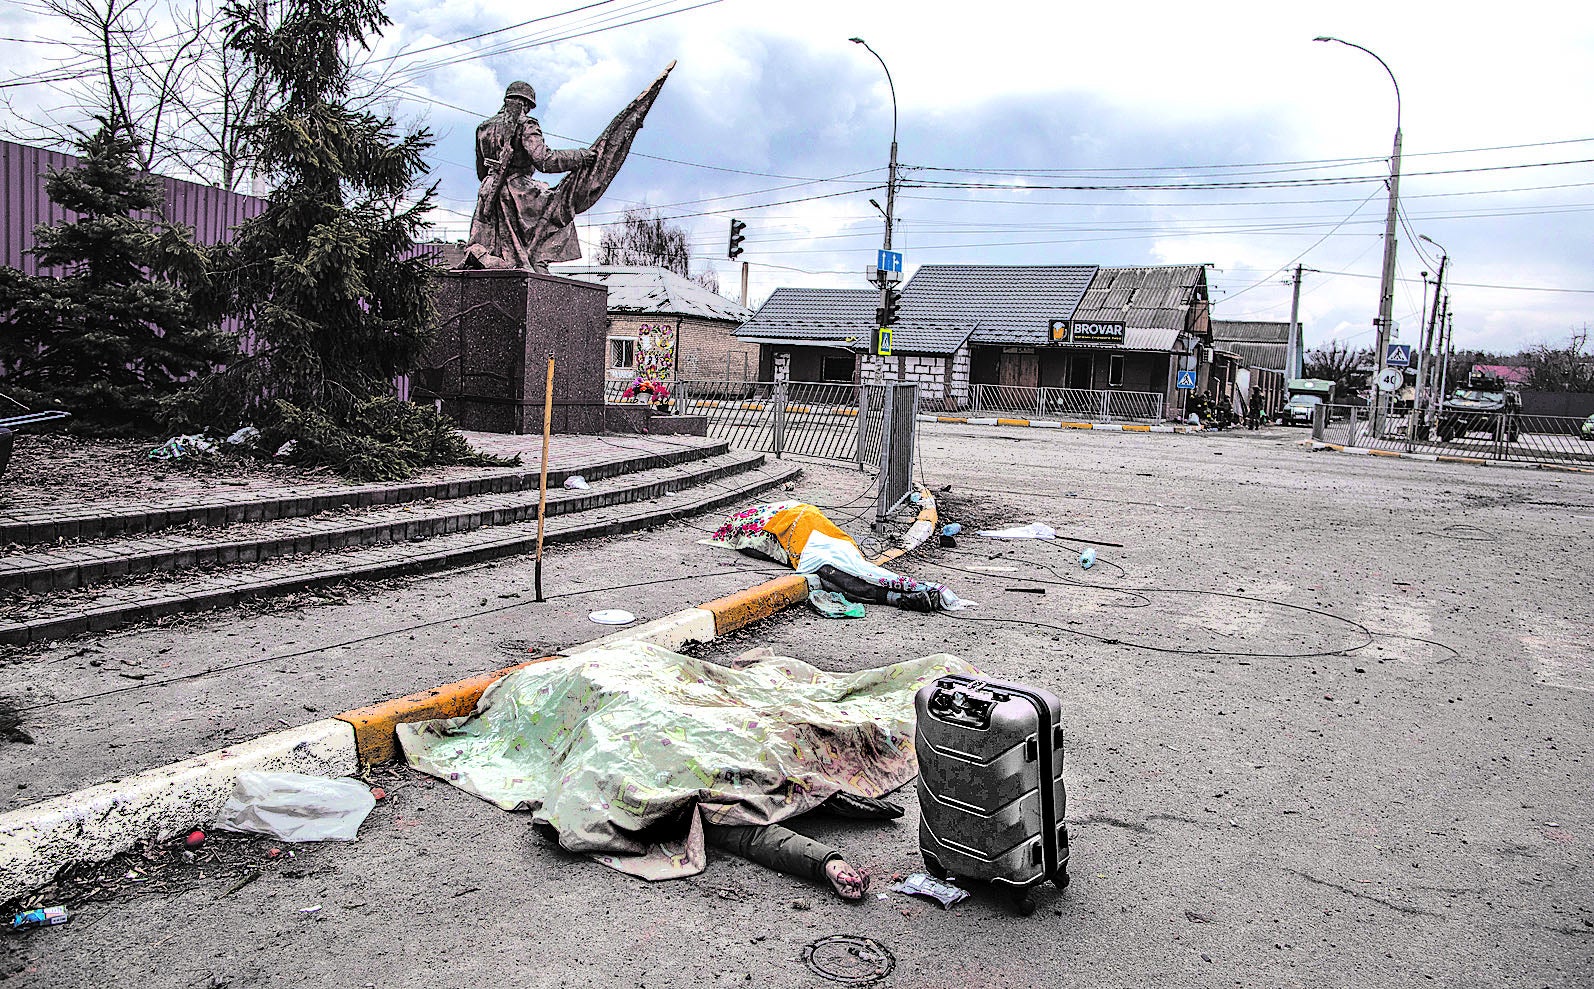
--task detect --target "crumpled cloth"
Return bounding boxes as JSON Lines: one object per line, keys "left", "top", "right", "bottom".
{"left": 397, "top": 643, "right": 976, "bottom": 880}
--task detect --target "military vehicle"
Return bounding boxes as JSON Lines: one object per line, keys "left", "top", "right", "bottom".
{"left": 1436, "top": 369, "right": 1521, "bottom": 442}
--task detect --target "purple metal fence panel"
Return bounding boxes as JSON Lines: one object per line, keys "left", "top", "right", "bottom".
{"left": 0, "top": 137, "right": 266, "bottom": 276}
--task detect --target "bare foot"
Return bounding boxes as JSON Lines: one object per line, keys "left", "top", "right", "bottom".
{"left": 823, "top": 857, "right": 869, "bottom": 901}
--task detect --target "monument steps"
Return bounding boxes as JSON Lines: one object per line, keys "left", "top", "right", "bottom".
{"left": 0, "top": 451, "right": 800, "bottom": 645}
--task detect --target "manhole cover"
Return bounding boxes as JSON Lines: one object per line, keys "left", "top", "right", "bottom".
{"left": 801, "top": 934, "right": 895, "bottom": 985}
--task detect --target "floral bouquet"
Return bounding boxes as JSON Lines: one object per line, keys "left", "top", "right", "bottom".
{"left": 620, "top": 376, "right": 671, "bottom": 407}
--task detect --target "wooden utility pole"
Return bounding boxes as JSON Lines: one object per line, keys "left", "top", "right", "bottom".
{"left": 1285, "top": 264, "right": 1304, "bottom": 380}
{"left": 534, "top": 352, "right": 555, "bottom": 603}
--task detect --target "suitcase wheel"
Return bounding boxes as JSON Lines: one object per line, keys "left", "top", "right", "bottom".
{"left": 1008, "top": 886, "right": 1040, "bottom": 916}
{"left": 1053, "top": 868, "right": 1070, "bottom": 890}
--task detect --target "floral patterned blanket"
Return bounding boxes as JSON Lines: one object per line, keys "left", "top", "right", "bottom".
{"left": 397, "top": 643, "right": 976, "bottom": 880}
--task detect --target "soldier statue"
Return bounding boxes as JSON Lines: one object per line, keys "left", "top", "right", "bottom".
{"left": 462, "top": 66, "right": 674, "bottom": 273}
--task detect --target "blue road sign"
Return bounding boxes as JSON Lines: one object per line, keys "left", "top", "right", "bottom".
{"left": 877, "top": 249, "right": 902, "bottom": 273}
{"left": 1176, "top": 369, "right": 1197, "bottom": 390}
{"left": 1386, "top": 343, "right": 1412, "bottom": 368}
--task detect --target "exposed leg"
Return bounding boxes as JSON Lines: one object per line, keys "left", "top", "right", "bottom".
{"left": 703, "top": 821, "right": 868, "bottom": 901}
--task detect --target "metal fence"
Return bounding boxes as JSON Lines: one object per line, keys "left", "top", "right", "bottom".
{"left": 674, "top": 379, "right": 873, "bottom": 462}
{"left": 971, "top": 384, "right": 1164, "bottom": 422}
{"left": 873, "top": 383, "right": 919, "bottom": 520}
{"left": 1313, "top": 404, "right": 1594, "bottom": 466}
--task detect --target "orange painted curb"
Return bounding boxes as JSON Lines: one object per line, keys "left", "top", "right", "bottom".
{"left": 1122, "top": 424, "right": 1151, "bottom": 432}
{"left": 1060, "top": 421, "right": 1092, "bottom": 430}
{"left": 700, "top": 574, "right": 811, "bottom": 635}
{"left": 335, "top": 658, "right": 550, "bottom": 765}
{"left": 996, "top": 417, "right": 1030, "bottom": 427}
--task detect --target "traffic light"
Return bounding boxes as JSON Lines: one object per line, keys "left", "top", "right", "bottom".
{"left": 728, "top": 218, "right": 746, "bottom": 260}
{"left": 875, "top": 285, "right": 901, "bottom": 328}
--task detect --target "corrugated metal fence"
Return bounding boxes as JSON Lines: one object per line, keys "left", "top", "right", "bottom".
{"left": 1, "top": 138, "right": 265, "bottom": 275}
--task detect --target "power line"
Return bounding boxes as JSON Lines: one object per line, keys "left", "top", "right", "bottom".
{"left": 913, "top": 135, "right": 1594, "bottom": 177}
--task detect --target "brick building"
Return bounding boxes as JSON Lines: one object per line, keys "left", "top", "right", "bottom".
{"left": 731, "top": 287, "right": 975, "bottom": 410}
{"left": 735, "top": 264, "right": 1214, "bottom": 417}
{"left": 556, "top": 266, "right": 755, "bottom": 386}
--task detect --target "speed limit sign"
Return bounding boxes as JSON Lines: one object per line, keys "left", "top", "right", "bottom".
{"left": 1377, "top": 367, "right": 1404, "bottom": 391}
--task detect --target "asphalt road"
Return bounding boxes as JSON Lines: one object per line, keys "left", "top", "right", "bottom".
{"left": 6, "top": 425, "right": 1592, "bottom": 988}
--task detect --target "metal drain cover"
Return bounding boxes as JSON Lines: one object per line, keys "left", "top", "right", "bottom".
{"left": 801, "top": 934, "right": 896, "bottom": 985}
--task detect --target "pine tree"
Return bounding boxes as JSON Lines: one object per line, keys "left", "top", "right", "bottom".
{"left": 0, "top": 124, "right": 229, "bottom": 431}
{"left": 189, "top": 0, "right": 507, "bottom": 480}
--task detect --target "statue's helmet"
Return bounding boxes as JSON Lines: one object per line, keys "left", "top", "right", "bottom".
{"left": 505, "top": 81, "right": 537, "bottom": 108}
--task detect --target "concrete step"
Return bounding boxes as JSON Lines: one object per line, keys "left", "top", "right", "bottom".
{"left": 0, "top": 460, "right": 802, "bottom": 645}
{"left": 0, "top": 451, "right": 771, "bottom": 595}
{"left": 0, "top": 437, "right": 732, "bottom": 547}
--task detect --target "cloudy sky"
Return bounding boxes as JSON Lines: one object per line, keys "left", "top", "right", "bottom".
{"left": 4, "top": 0, "right": 1592, "bottom": 354}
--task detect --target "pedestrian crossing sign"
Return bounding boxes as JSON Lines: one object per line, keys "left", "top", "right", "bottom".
{"left": 876, "top": 327, "right": 893, "bottom": 357}
{"left": 1176, "top": 369, "right": 1197, "bottom": 390}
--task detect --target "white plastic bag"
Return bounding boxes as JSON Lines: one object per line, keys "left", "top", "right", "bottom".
{"left": 213, "top": 771, "right": 376, "bottom": 842}
{"left": 975, "top": 522, "right": 1056, "bottom": 541}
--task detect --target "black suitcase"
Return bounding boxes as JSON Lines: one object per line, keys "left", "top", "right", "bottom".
{"left": 914, "top": 674, "right": 1069, "bottom": 915}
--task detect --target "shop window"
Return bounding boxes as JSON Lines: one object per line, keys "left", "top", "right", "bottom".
{"left": 609, "top": 338, "right": 636, "bottom": 369}
{"left": 821, "top": 354, "right": 855, "bottom": 382}
{"left": 1108, "top": 353, "right": 1125, "bottom": 388}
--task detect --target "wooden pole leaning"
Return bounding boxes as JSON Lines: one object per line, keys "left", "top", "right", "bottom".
{"left": 535, "top": 351, "right": 555, "bottom": 602}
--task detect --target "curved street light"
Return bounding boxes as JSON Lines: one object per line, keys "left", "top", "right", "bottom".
{"left": 1316, "top": 36, "right": 1403, "bottom": 427}
{"left": 1417, "top": 233, "right": 1451, "bottom": 418}
{"left": 850, "top": 37, "right": 898, "bottom": 251}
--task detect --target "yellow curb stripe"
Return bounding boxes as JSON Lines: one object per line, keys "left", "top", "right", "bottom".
{"left": 336, "top": 658, "right": 551, "bottom": 765}
{"left": 937, "top": 416, "right": 968, "bottom": 424}
{"left": 1121, "top": 424, "right": 1151, "bottom": 432}
{"left": 1060, "top": 421, "right": 1093, "bottom": 430}
{"left": 996, "top": 417, "right": 1031, "bottom": 427}
{"left": 700, "top": 575, "right": 812, "bottom": 636}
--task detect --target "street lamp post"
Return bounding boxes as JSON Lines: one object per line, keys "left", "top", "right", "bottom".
{"left": 1416, "top": 233, "right": 1449, "bottom": 427}
{"left": 850, "top": 37, "right": 898, "bottom": 253}
{"left": 1316, "top": 36, "right": 1402, "bottom": 435}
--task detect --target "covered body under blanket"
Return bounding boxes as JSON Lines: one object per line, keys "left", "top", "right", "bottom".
{"left": 703, "top": 502, "right": 968, "bottom": 610}
{"left": 397, "top": 643, "right": 977, "bottom": 880}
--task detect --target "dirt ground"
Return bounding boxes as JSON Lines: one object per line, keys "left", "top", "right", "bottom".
{"left": 4, "top": 424, "right": 1592, "bottom": 988}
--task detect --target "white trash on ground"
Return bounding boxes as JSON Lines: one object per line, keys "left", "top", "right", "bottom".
{"left": 213, "top": 771, "right": 376, "bottom": 842}
{"left": 588, "top": 609, "right": 636, "bottom": 625}
{"left": 225, "top": 426, "right": 261, "bottom": 446}
{"left": 1079, "top": 547, "right": 1097, "bottom": 569}
{"left": 976, "top": 522, "right": 1056, "bottom": 541}
{"left": 564, "top": 475, "right": 590, "bottom": 489}
{"left": 892, "top": 872, "right": 971, "bottom": 908}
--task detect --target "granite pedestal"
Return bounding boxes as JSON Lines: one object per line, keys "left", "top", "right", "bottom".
{"left": 421, "top": 270, "right": 609, "bottom": 434}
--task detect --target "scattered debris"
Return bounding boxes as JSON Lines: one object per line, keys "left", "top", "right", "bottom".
{"left": 790, "top": 898, "right": 813, "bottom": 911}
{"left": 183, "top": 830, "right": 207, "bottom": 849}
{"left": 1185, "top": 909, "right": 1215, "bottom": 923}
{"left": 588, "top": 609, "right": 636, "bottom": 625}
{"left": 213, "top": 772, "right": 376, "bottom": 842}
{"left": 808, "top": 589, "right": 865, "bottom": 619}
{"left": 148, "top": 434, "right": 217, "bottom": 461}
{"left": 10, "top": 906, "right": 70, "bottom": 930}
{"left": 0, "top": 695, "right": 32, "bottom": 745}
{"left": 1079, "top": 547, "right": 1097, "bottom": 570}
{"left": 891, "top": 872, "right": 970, "bottom": 909}
{"left": 976, "top": 522, "right": 1055, "bottom": 541}
{"left": 225, "top": 426, "right": 261, "bottom": 447}
{"left": 801, "top": 934, "right": 896, "bottom": 986}
{"left": 563, "top": 475, "right": 590, "bottom": 489}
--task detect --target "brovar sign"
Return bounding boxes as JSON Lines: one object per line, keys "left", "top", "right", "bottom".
{"left": 1049, "top": 319, "right": 1126, "bottom": 345}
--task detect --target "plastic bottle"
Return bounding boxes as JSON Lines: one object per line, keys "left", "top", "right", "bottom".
{"left": 1079, "top": 547, "right": 1096, "bottom": 570}
{"left": 941, "top": 523, "right": 962, "bottom": 536}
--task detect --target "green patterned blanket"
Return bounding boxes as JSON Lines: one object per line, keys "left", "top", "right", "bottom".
{"left": 397, "top": 643, "right": 975, "bottom": 880}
